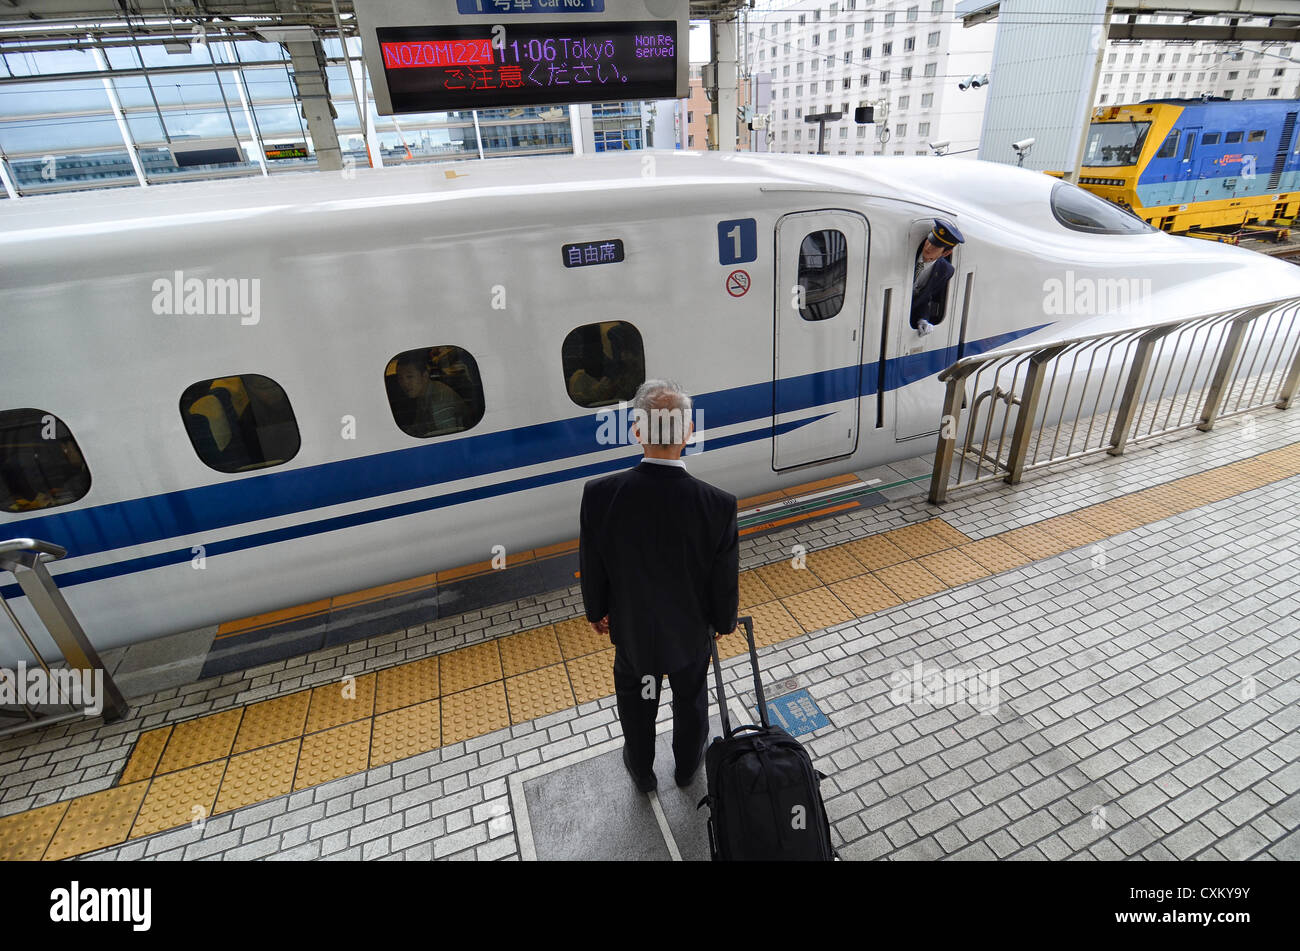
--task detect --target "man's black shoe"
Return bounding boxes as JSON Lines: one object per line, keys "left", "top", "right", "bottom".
{"left": 674, "top": 740, "right": 707, "bottom": 787}
{"left": 623, "top": 746, "right": 657, "bottom": 793}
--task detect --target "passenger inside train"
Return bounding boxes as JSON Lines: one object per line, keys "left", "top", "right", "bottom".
{"left": 180, "top": 374, "right": 301, "bottom": 473}
{"left": 563, "top": 321, "right": 645, "bottom": 408}
{"left": 390, "top": 350, "right": 468, "bottom": 438}
{"left": 0, "top": 410, "right": 92, "bottom": 512}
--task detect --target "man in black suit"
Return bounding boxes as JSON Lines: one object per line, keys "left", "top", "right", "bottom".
{"left": 579, "top": 380, "right": 739, "bottom": 793}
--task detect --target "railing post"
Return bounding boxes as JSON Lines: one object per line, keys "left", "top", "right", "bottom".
{"left": 1197, "top": 309, "right": 1267, "bottom": 430}
{"left": 928, "top": 372, "right": 969, "bottom": 504}
{"left": 0, "top": 541, "right": 129, "bottom": 723}
{"left": 1107, "top": 326, "right": 1173, "bottom": 456}
{"left": 1004, "top": 345, "right": 1066, "bottom": 484}
{"left": 1276, "top": 338, "right": 1300, "bottom": 410}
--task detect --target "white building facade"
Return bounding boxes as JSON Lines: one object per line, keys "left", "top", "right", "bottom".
{"left": 744, "top": 0, "right": 994, "bottom": 157}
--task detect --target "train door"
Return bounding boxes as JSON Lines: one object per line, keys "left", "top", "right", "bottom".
{"left": 772, "top": 210, "right": 869, "bottom": 471}
{"left": 895, "top": 216, "right": 969, "bottom": 441}
{"left": 1174, "top": 127, "right": 1201, "bottom": 203}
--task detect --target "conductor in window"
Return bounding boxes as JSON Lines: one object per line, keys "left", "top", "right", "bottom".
{"left": 910, "top": 218, "right": 964, "bottom": 336}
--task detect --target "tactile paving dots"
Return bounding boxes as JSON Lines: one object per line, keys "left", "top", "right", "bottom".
{"left": 829, "top": 574, "right": 901, "bottom": 617}
{"left": 441, "top": 682, "right": 510, "bottom": 745}
{"left": 370, "top": 700, "right": 441, "bottom": 768}
{"left": 215, "top": 739, "right": 301, "bottom": 814}
{"left": 294, "top": 720, "right": 372, "bottom": 791}
{"left": 958, "top": 537, "right": 1031, "bottom": 574}
{"left": 738, "top": 570, "right": 777, "bottom": 609}
{"left": 375, "top": 657, "right": 441, "bottom": 714}
{"left": 117, "top": 726, "right": 171, "bottom": 784}
{"left": 755, "top": 560, "right": 821, "bottom": 599}
{"left": 155, "top": 708, "right": 242, "bottom": 775}
{"left": 130, "top": 761, "right": 224, "bottom": 839}
{"left": 232, "top": 690, "right": 310, "bottom": 754}
{"left": 0, "top": 801, "right": 68, "bottom": 861}
{"left": 506, "top": 664, "right": 576, "bottom": 724}
{"left": 918, "top": 548, "right": 991, "bottom": 587}
{"left": 874, "top": 562, "right": 947, "bottom": 602}
{"left": 805, "top": 547, "right": 868, "bottom": 585}
{"left": 745, "top": 602, "right": 803, "bottom": 648}
{"left": 564, "top": 649, "right": 616, "bottom": 705}
{"left": 438, "top": 641, "right": 503, "bottom": 694}
{"left": 498, "top": 625, "right": 563, "bottom": 678}
{"left": 554, "top": 616, "right": 609, "bottom": 659}
{"left": 44, "top": 782, "right": 149, "bottom": 861}
{"left": 843, "top": 533, "right": 911, "bottom": 571}
{"left": 882, "top": 521, "right": 952, "bottom": 558}
{"left": 305, "top": 673, "right": 376, "bottom": 733}
{"left": 781, "top": 587, "right": 854, "bottom": 634}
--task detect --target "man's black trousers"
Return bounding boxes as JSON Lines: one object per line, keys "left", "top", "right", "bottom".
{"left": 613, "top": 650, "right": 710, "bottom": 778}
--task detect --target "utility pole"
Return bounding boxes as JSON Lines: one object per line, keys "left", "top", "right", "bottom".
{"left": 805, "top": 111, "right": 842, "bottom": 155}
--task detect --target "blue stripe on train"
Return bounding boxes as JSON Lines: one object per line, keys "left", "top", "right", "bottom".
{"left": 0, "top": 324, "right": 1046, "bottom": 597}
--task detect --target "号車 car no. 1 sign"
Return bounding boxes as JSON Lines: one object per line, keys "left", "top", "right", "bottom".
{"left": 726, "top": 269, "right": 751, "bottom": 298}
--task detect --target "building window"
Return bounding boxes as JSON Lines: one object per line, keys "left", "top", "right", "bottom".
{"left": 883, "top": 41, "right": 893, "bottom": 56}
{"left": 885, "top": 12, "right": 895, "bottom": 26}
{"left": 907, "top": 5, "right": 918, "bottom": 21}
{"left": 881, "top": 70, "right": 890, "bottom": 83}
{"left": 796, "top": 230, "right": 848, "bottom": 321}
{"left": 863, "top": 46, "right": 871, "bottom": 59}
{"left": 844, "top": 52, "right": 852, "bottom": 64}
{"left": 902, "top": 66, "right": 913, "bottom": 80}
{"left": 858, "top": 126, "right": 867, "bottom": 137}
{"left": 921, "top": 92, "right": 933, "bottom": 107}
{"left": 918, "top": 121, "right": 930, "bottom": 136}
{"left": 0, "top": 409, "right": 91, "bottom": 512}
{"left": 386, "top": 347, "right": 486, "bottom": 438}
{"left": 561, "top": 322, "right": 645, "bottom": 409}
{"left": 932, "top": 0, "right": 943, "bottom": 11}
{"left": 843, "top": 78, "right": 852, "bottom": 89}
{"left": 896, "top": 123, "right": 907, "bottom": 136}
{"left": 846, "top": 25, "right": 854, "bottom": 38}
{"left": 180, "top": 374, "right": 300, "bottom": 473}
{"left": 899, "top": 95, "right": 910, "bottom": 108}
{"left": 923, "top": 62, "right": 936, "bottom": 77}
{"left": 904, "top": 37, "right": 915, "bottom": 51}
{"left": 861, "top": 74, "right": 869, "bottom": 86}
{"left": 928, "top": 31, "right": 940, "bottom": 47}
{"left": 828, "top": 29, "right": 836, "bottom": 42}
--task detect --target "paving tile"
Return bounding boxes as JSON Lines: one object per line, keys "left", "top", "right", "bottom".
{"left": 216, "top": 739, "right": 302, "bottom": 814}
{"left": 45, "top": 782, "right": 149, "bottom": 861}
{"left": 232, "top": 690, "right": 310, "bottom": 753}
{"left": 441, "top": 682, "right": 511, "bottom": 745}
{"left": 374, "top": 657, "right": 441, "bottom": 714}
{"left": 304, "top": 673, "right": 376, "bottom": 733}
{"left": 130, "top": 761, "right": 224, "bottom": 839}
{"left": 553, "top": 617, "right": 608, "bottom": 660}
{"left": 0, "top": 801, "right": 68, "bottom": 861}
{"left": 506, "top": 664, "right": 576, "bottom": 724}
{"left": 294, "top": 720, "right": 372, "bottom": 791}
{"left": 755, "top": 560, "right": 822, "bottom": 598}
{"left": 118, "top": 726, "right": 172, "bottom": 785}
{"left": 958, "top": 537, "right": 1032, "bottom": 573}
{"left": 919, "top": 549, "right": 991, "bottom": 587}
{"left": 875, "top": 562, "right": 947, "bottom": 602}
{"left": 156, "top": 709, "right": 243, "bottom": 775}
{"left": 370, "top": 700, "right": 441, "bottom": 768}
{"left": 781, "top": 587, "right": 855, "bottom": 633}
{"left": 738, "top": 570, "right": 777, "bottom": 609}
{"left": 565, "top": 649, "right": 616, "bottom": 704}
{"left": 844, "top": 534, "right": 912, "bottom": 570}
{"left": 805, "top": 547, "right": 869, "bottom": 585}
{"left": 497, "top": 626, "right": 563, "bottom": 678}
{"left": 830, "top": 574, "right": 902, "bottom": 617}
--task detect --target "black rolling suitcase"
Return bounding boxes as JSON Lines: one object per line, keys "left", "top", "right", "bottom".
{"left": 699, "top": 616, "right": 837, "bottom": 861}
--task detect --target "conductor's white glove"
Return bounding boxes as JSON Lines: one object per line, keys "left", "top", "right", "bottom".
{"left": 917, "top": 319, "right": 935, "bottom": 337}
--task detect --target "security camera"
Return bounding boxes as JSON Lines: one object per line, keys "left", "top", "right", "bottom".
{"left": 929, "top": 140, "right": 950, "bottom": 152}
{"left": 1012, "top": 137, "right": 1036, "bottom": 154}
{"left": 958, "top": 77, "right": 972, "bottom": 90}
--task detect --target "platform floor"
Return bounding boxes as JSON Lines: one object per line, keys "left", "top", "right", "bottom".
{"left": 0, "top": 408, "right": 1297, "bottom": 861}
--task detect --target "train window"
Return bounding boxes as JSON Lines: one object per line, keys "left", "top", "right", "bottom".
{"left": 1225, "top": 131, "right": 1244, "bottom": 144}
{"left": 797, "top": 229, "right": 849, "bottom": 320}
{"left": 1202, "top": 132, "right": 1221, "bottom": 145}
{"left": 1182, "top": 133, "right": 1197, "bottom": 161}
{"left": 385, "top": 346, "right": 486, "bottom": 438}
{"left": 561, "top": 321, "right": 646, "bottom": 408}
{"left": 1083, "top": 120, "right": 1150, "bottom": 166}
{"left": 1155, "top": 129, "right": 1180, "bottom": 159}
{"left": 1248, "top": 129, "right": 1267, "bottom": 142}
{"left": 0, "top": 409, "right": 91, "bottom": 513}
{"left": 179, "top": 375, "right": 300, "bottom": 473}
{"left": 1050, "top": 181, "right": 1154, "bottom": 235}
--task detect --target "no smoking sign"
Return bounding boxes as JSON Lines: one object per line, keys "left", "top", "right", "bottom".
{"left": 726, "top": 269, "right": 751, "bottom": 298}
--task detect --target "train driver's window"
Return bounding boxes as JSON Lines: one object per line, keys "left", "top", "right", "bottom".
{"left": 1248, "top": 130, "right": 1267, "bottom": 143}
{"left": 385, "top": 346, "right": 486, "bottom": 438}
{"left": 561, "top": 321, "right": 646, "bottom": 408}
{"left": 796, "top": 229, "right": 848, "bottom": 320}
{"left": 1202, "top": 132, "right": 1221, "bottom": 146}
{"left": 1155, "top": 129, "right": 1180, "bottom": 159}
{"left": 179, "top": 374, "right": 301, "bottom": 473}
{"left": 1225, "top": 131, "right": 1244, "bottom": 144}
{"left": 0, "top": 409, "right": 91, "bottom": 513}
{"left": 1050, "top": 180, "right": 1154, "bottom": 235}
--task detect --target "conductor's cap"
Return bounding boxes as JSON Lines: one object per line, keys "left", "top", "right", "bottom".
{"left": 928, "top": 218, "right": 964, "bottom": 248}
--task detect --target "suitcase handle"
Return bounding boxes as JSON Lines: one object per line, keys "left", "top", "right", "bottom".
{"left": 709, "top": 615, "right": 769, "bottom": 740}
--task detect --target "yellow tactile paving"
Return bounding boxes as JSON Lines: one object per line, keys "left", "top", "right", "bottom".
{"left": 294, "top": 720, "right": 372, "bottom": 791}
{"left": 1000, "top": 522, "right": 1071, "bottom": 561}
{"left": 1113, "top": 485, "right": 1200, "bottom": 521}
{"left": 883, "top": 521, "right": 955, "bottom": 558}
{"left": 44, "top": 782, "right": 148, "bottom": 861}
{"left": 441, "top": 682, "right": 511, "bottom": 745}
{"left": 215, "top": 739, "right": 301, "bottom": 814}
{"left": 0, "top": 801, "right": 67, "bottom": 861}
{"left": 554, "top": 616, "right": 609, "bottom": 660}
{"left": 921, "top": 518, "right": 975, "bottom": 548}
{"left": 1067, "top": 503, "right": 1146, "bottom": 538}
{"left": 919, "top": 548, "right": 992, "bottom": 587}
{"left": 755, "top": 560, "right": 822, "bottom": 598}
{"left": 498, "top": 625, "right": 564, "bottom": 678}
{"left": 830, "top": 573, "right": 903, "bottom": 616}
{"left": 130, "top": 761, "right": 225, "bottom": 839}
{"left": 714, "top": 627, "right": 751, "bottom": 661}
{"left": 1035, "top": 511, "right": 1111, "bottom": 548}
{"left": 437, "top": 641, "right": 503, "bottom": 694}
{"left": 305, "top": 672, "right": 376, "bottom": 734}
{"left": 875, "top": 561, "right": 948, "bottom": 602}
{"left": 370, "top": 700, "right": 441, "bottom": 768}
{"left": 507, "top": 664, "right": 577, "bottom": 724}
{"left": 805, "top": 547, "right": 868, "bottom": 584}
{"left": 844, "top": 532, "right": 911, "bottom": 570}
{"left": 374, "top": 657, "right": 440, "bottom": 715}
{"left": 565, "top": 648, "right": 616, "bottom": 704}
{"left": 118, "top": 726, "right": 172, "bottom": 785}
{"left": 156, "top": 708, "right": 242, "bottom": 775}
{"left": 746, "top": 601, "right": 804, "bottom": 648}
{"left": 958, "top": 536, "right": 1032, "bottom": 573}
{"left": 781, "top": 587, "right": 855, "bottom": 633}
{"left": 232, "top": 690, "right": 311, "bottom": 754}
{"left": 738, "top": 570, "right": 777, "bottom": 609}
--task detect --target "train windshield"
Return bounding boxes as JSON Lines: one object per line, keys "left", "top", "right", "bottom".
{"left": 1083, "top": 120, "right": 1151, "bottom": 167}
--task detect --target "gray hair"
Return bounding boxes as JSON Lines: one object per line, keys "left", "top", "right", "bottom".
{"left": 631, "top": 379, "right": 693, "bottom": 446}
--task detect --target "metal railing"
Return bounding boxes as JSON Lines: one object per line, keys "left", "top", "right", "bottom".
{"left": 0, "top": 538, "right": 128, "bottom": 736}
{"left": 929, "top": 296, "right": 1300, "bottom": 503}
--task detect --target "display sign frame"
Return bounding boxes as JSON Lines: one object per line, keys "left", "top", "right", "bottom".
{"left": 355, "top": 0, "right": 688, "bottom": 115}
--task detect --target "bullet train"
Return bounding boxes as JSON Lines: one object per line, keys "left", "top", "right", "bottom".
{"left": 3, "top": 151, "right": 1299, "bottom": 656}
